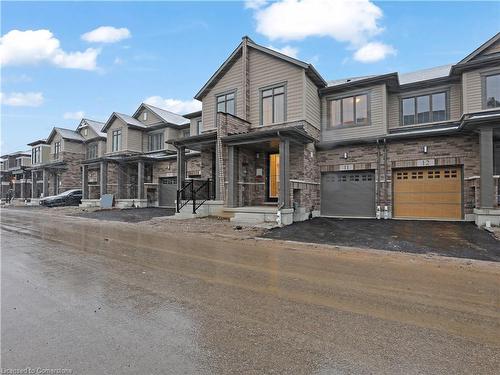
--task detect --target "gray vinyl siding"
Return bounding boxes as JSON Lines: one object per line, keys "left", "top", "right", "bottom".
{"left": 483, "top": 39, "right": 500, "bottom": 56}
{"left": 202, "top": 55, "right": 243, "bottom": 130}
{"left": 190, "top": 117, "right": 201, "bottom": 135}
{"left": 41, "top": 145, "right": 51, "bottom": 163}
{"left": 248, "top": 48, "right": 303, "bottom": 127}
{"left": 62, "top": 140, "right": 84, "bottom": 154}
{"left": 463, "top": 66, "right": 500, "bottom": 113}
{"left": 106, "top": 118, "right": 127, "bottom": 153}
{"left": 321, "top": 84, "right": 387, "bottom": 142}
{"left": 136, "top": 108, "right": 162, "bottom": 126}
{"left": 305, "top": 74, "right": 321, "bottom": 128}
{"left": 127, "top": 128, "right": 143, "bottom": 152}
{"left": 165, "top": 127, "right": 179, "bottom": 152}
{"left": 97, "top": 140, "right": 106, "bottom": 157}
{"left": 388, "top": 83, "right": 462, "bottom": 129}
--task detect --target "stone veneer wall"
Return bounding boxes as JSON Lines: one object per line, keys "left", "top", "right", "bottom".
{"left": 59, "top": 151, "right": 85, "bottom": 192}
{"left": 317, "top": 134, "right": 481, "bottom": 215}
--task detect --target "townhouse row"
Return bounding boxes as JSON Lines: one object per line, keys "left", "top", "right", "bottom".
{"left": 2, "top": 33, "right": 500, "bottom": 226}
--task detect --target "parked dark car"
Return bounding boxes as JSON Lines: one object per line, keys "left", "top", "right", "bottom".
{"left": 40, "top": 189, "right": 82, "bottom": 207}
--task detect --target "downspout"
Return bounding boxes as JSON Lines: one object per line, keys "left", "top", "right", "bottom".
{"left": 376, "top": 139, "right": 381, "bottom": 218}
{"left": 384, "top": 138, "right": 389, "bottom": 219}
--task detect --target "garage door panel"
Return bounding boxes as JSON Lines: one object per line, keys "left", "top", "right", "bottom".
{"left": 321, "top": 171, "right": 375, "bottom": 217}
{"left": 393, "top": 167, "right": 462, "bottom": 220}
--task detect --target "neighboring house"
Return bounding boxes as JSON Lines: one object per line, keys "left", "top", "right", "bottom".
{"left": 0, "top": 151, "right": 32, "bottom": 202}
{"left": 80, "top": 103, "right": 199, "bottom": 208}
{"left": 171, "top": 34, "right": 500, "bottom": 226}
{"left": 28, "top": 120, "right": 98, "bottom": 199}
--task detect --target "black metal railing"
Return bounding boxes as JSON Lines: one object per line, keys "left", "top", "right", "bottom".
{"left": 176, "top": 178, "right": 214, "bottom": 214}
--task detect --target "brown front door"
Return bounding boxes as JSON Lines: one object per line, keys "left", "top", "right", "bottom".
{"left": 267, "top": 153, "right": 280, "bottom": 201}
{"left": 393, "top": 166, "right": 462, "bottom": 220}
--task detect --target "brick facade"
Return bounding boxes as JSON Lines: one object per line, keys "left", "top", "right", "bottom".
{"left": 317, "top": 133, "right": 483, "bottom": 216}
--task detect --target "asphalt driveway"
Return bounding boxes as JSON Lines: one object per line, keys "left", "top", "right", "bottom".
{"left": 263, "top": 218, "right": 500, "bottom": 261}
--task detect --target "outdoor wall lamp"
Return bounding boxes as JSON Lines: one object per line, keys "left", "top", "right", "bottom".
{"left": 343, "top": 152, "right": 348, "bottom": 159}
{"left": 422, "top": 145, "right": 428, "bottom": 154}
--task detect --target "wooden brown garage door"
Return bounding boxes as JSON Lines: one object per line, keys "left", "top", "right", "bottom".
{"left": 393, "top": 167, "right": 462, "bottom": 220}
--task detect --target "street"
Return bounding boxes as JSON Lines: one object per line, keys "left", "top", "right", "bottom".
{"left": 1, "top": 208, "right": 499, "bottom": 374}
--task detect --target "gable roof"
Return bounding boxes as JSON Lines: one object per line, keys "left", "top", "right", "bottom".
{"left": 102, "top": 112, "right": 147, "bottom": 132}
{"left": 399, "top": 64, "right": 453, "bottom": 85}
{"left": 77, "top": 118, "right": 106, "bottom": 138}
{"left": 133, "top": 103, "right": 190, "bottom": 126}
{"left": 195, "top": 36, "right": 327, "bottom": 100}
{"left": 47, "top": 127, "right": 85, "bottom": 144}
{"left": 456, "top": 32, "right": 500, "bottom": 65}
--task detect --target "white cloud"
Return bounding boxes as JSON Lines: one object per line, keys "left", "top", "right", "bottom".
{"left": 249, "top": 0, "right": 396, "bottom": 62}
{"left": 354, "top": 42, "right": 396, "bottom": 63}
{"left": 244, "top": 0, "right": 268, "bottom": 9}
{"left": 144, "top": 96, "right": 202, "bottom": 114}
{"left": 63, "top": 111, "right": 85, "bottom": 120}
{"left": 114, "top": 57, "right": 124, "bottom": 65}
{"left": 267, "top": 45, "right": 299, "bottom": 58}
{"left": 81, "top": 26, "right": 131, "bottom": 43}
{"left": 0, "top": 29, "right": 99, "bottom": 70}
{"left": 0, "top": 92, "right": 44, "bottom": 107}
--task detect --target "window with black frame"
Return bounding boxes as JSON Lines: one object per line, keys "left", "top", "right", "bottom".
{"left": 54, "top": 141, "right": 61, "bottom": 159}
{"left": 148, "top": 132, "right": 164, "bottom": 151}
{"left": 216, "top": 92, "right": 235, "bottom": 115}
{"left": 261, "top": 85, "right": 285, "bottom": 125}
{"left": 87, "top": 143, "right": 98, "bottom": 159}
{"left": 402, "top": 92, "right": 447, "bottom": 126}
{"left": 112, "top": 129, "right": 122, "bottom": 152}
{"left": 485, "top": 74, "right": 500, "bottom": 109}
{"left": 328, "top": 94, "right": 368, "bottom": 127}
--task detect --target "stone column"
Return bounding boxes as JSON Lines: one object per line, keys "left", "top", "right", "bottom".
{"left": 137, "top": 160, "right": 144, "bottom": 200}
{"left": 82, "top": 165, "right": 89, "bottom": 200}
{"left": 279, "top": 138, "right": 291, "bottom": 209}
{"left": 52, "top": 173, "right": 58, "bottom": 195}
{"left": 31, "top": 170, "right": 36, "bottom": 198}
{"left": 227, "top": 146, "right": 238, "bottom": 207}
{"left": 100, "top": 161, "right": 107, "bottom": 196}
{"left": 480, "top": 127, "right": 495, "bottom": 209}
{"left": 42, "top": 169, "right": 48, "bottom": 197}
{"left": 176, "top": 146, "right": 186, "bottom": 193}
{"left": 117, "top": 163, "right": 125, "bottom": 199}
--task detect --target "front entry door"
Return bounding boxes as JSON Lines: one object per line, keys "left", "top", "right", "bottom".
{"left": 267, "top": 153, "right": 280, "bottom": 201}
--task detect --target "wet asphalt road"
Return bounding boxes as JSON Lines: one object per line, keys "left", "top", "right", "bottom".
{"left": 1, "top": 209, "right": 500, "bottom": 374}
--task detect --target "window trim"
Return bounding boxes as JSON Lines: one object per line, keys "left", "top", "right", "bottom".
{"left": 482, "top": 71, "right": 500, "bottom": 110}
{"left": 111, "top": 129, "right": 122, "bottom": 152}
{"left": 86, "top": 143, "right": 98, "bottom": 160}
{"left": 215, "top": 89, "right": 237, "bottom": 115}
{"left": 147, "top": 131, "right": 164, "bottom": 152}
{"left": 259, "top": 82, "right": 287, "bottom": 126}
{"left": 326, "top": 91, "right": 371, "bottom": 129}
{"left": 54, "top": 141, "right": 61, "bottom": 159}
{"left": 400, "top": 90, "right": 449, "bottom": 127}
{"left": 196, "top": 118, "right": 203, "bottom": 135}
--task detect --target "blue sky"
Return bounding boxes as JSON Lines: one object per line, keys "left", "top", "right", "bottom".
{"left": 1, "top": 0, "right": 499, "bottom": 154}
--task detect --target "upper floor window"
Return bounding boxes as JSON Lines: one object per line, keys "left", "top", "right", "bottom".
{"left": 261, "top": 85, "right": 285, "bottom": 125}
{"left": 82, "top": 128, "right": 88, "bottom": 137}
{"left": 112, "top": 129, "right": 122, "bottom": 152}
{"left": 54, "top": 142, "right": 61, "bottom": 159}
{"left": 216, "top": 92, "right": 235, "bottom": 115}
{"left": 328, "top": 94, "right": 368, "bottom": 127}
{"left": 182, "top": 129, "right": 190, "bottom": 138}
{"left": 402, "top": 92, "right": 446, "bottom": 126}
{"left": 196, "top": 119, "right": 203, "bottom": 135}
{"left": 485, "top": 74, "right": 500, "bottom": 109}
{"left": 148, "top": 132, "right": 164, "bottom": 151}
{"left": 32, "top": 147, "right": 41, "bottom": 165}
{"left": 87, "top": 143, "right": 98, "bottom": 159}
{"left": 143, "top": 112, "right": 148, "bottom": 121}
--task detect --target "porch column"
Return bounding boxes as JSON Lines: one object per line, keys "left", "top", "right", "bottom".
{"left": 52, "top": 173, "right": 58, "bottom": 195}
{"left": 42, "top": 169, "right": 48, "bottom": 197}
{"left": 480, "top": 127, "right": 495, "bottom": 208}
{"left": 31, "top": 170, "right": 36, "bottom": 198}
{"left": 137, "top": 160, "right": 144, "bottom": 200}
{"left": 117, "top": 163, "right": 125, "bottom": 199}
{"left": 100, "top": 161, "right": 108, "bottom": 196}
{"left": 227, "top": 146, "right": 238, "bottom": 207}
{"left": 82, "top": 165, "right": 89, "bottom": 200}
{"left": 20, "top": 176, "right": 25, "bottom": 199}
{"left": 177, "top": 146, "right": 186, "bottom": 192}
{"left": 279, "top": 138, "right": 291, "bottom": 209}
